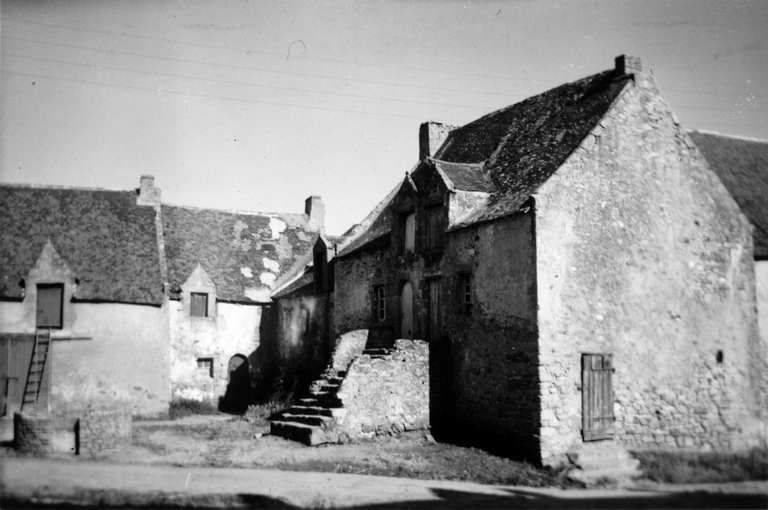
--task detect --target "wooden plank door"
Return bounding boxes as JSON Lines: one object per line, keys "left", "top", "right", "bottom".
{"left": 1, "top": 338, "right": 35, "bottom": 417}
{"left": 582, "top": 353, "right": 615, "bottom": 441}
{"left": 425, "top": 278, "right": 441, "bottom": 342}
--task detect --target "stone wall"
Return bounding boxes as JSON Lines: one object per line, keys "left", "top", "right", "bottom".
{"left": 274, "top": 293, "right": 331, "bottom": 388}
{"left": 169, "top": 300, "right": 262, "bottom": 402}
{"left": 534, "top": 74, "right": 763, "bottom": 464}
{"left": 329, "top": 329, "right": 368, "bottom": 373}
{"left": 336, "top": 340, "right": 429, "bottom": 438}
{"left": 14, "top": 410, "right": 131, "bottom": 457}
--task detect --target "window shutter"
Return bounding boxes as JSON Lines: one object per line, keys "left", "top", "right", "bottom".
{"left": 37, "top": 285, "right": 63, "bottom": 328}
{"left": 582, "top": 354, "right": 615, "bottom": 441}
{"left": 190, "top": 293, "right": 208, "bottom": 317}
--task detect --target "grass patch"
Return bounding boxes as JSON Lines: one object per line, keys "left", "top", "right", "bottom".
{"left": 634, "top": 447, "right": 768, "bottom": 484}
{"left": 241, "top": 393, "right": 294, "bottom": 424}
{"left": 168, "top": 398, "right": 221, "bottom": 420}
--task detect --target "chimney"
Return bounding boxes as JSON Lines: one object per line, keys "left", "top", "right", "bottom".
{"left": 137, "top": 175, "right": 161, "bottom": 206}
{"left": 419, "top": 121, "right": 458, "bottom": 160}
{"left": 305, "top": 196, "right": 325, "bottom": 232}
{"left": 615, "top": 54, "right": 642, "bottom": 76}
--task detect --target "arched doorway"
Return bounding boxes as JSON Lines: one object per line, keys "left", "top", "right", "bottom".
{"left": 222, "top": 354, "right": 250, "bottom": 412}
{"left": 400, "top": 282, "right": 413, "bottom": 339}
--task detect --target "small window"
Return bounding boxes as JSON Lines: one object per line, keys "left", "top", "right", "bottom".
{"left": 582, "top": 354, "right": 615, "bottom": 441}
{"left": 457, "top": 272, "right": 472, "bottom": 314}
{"left": 423, "top": 205, "right": 445, "bottom": 252}
{"left": 373, "top": 286, "right": 386, "bottom": 322}
{"left": 197, "top": 358, "right": 214, "bottom": 378}
{"left": 37, "top": 284, "right": 64, "bottom": 328}
{"left": 402, "top": 213, "right": 416, "bottom": 253}
{"left": 190, "top": 293, "right": 209, "bottom": 317}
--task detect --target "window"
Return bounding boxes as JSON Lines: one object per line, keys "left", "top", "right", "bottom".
{"left": 582, "top": 354, "right": 615, "bottom": 441}
{"left": 457, "top": 272, "right": 472, "bottom": 314}
{"left": 190, "top": 292, "right": 209, "bottom": 317}
{"left": 402, "top": 213, "right": 416, "bottom": 253}
{"left": 423, "top": 205, "right": 445, "bottom": 252}
{"left": 197, "top": 358, "right": 214, "bottom": 378}
{"left": 373, "top": 286, "right": 386, "bottom": 322}
{"left": 37, "top": 284, "right": 64, "bottom": 328}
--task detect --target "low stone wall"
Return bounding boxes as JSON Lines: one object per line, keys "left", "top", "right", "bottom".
{"left": 336, "top": 339, "right": 429, "bottom": 438}
{"left": 78, "top": 410, "right": 132, "bottom": 456}
{"left": 14, "top": 410, "right": 131, "bottom": 457}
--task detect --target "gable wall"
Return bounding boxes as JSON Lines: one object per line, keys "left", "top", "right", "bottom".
{"left": 534, "top": 77, "right": 763, "bottom": 464}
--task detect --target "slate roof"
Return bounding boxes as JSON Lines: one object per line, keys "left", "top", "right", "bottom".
{"left": 162, "top": 205, "right": 317, "bottom": 302}
{"left": 0, "top": 185, "right": 163, "bottom": 304}
{"left": 436, "top": 68, "right": 632, "bottom": 226}
{"left": 688, "top": 130, "right": 768, "bottom": 258}
{"left": 430, "top": 159, "right": 495, "bottom": 192}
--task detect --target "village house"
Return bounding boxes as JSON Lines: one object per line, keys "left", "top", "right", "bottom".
{"left": 0, "top": 177, "right": 325, "bottom": 419}
{"left": 688, "top": 130, "right": 768, "bottom": 409}
{"left": 279, "top": 55, "right": 766, "bottom": 469}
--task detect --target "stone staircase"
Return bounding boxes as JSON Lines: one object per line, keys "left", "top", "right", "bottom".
{"left": 270, "top": 348, "right": 392, "bottom": 445}
{"left": 270, "top": 371, "right": 347, "bottom": 445}
{"left": 566, "top": 441, "right": 642, "bottom": 486}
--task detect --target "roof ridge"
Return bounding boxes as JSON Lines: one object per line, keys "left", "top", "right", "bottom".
{"left": 0, "top": 182, "right": 130, "bottom": 193}
{"left": 689, "top": 129, "right": 768, "bottom": 144}
{"left": 161, "top": 202, "right": 307, "bottom": 219}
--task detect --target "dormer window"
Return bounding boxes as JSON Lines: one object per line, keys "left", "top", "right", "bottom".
{"left": 190, "top": 293, "right": 209, "bottom": 317}
{"left": 423, "top": 205, "right": 445, "bottom": 252}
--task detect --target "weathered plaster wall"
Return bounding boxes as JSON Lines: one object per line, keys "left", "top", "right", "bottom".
{"left": 440, "top": 212, "right": 540, "bottom": 460}
{"left": 169, "top": 300, "right": 261, "bottom": 402}
{"left": 275, "top": 294, "right": 330, "bottom": 387}
{"left": 51, "top": 302, "right": 170, "bottom": 417}
{"left": 756, "top": 260, "right": 768, "bottom": 428}
{"left": 534, "top": 76, "right": 762, "bottom": 464}
{"left": 336, "top": 339, "right": 429, "bottom": 438}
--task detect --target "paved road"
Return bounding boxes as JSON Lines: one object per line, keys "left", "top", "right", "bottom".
{"left": 1, "top": 456, "right": 766, "bottom": 509}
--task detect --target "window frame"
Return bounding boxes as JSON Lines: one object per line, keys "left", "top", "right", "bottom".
{"left": 456, "top": 272, "right": 472, "bottom": 315}
{"left": 190, "top": 292, "right": 209, "bottom": 318}
{"left": 196, "top": 357, "right": 214, "bottom": 378}
{"left": 36, "top": 283, "right": 64, "bottom": 329}
{"left": 401, "top": 212, "right": 416, "bottom": 254}
{"left": 373, "top": 285, "right": 386, "bottom": 322}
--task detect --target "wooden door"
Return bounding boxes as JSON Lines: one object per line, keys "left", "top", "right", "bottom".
{"left": 0, "top": 337, "right": 34, "bottom": 417}
{"left": 582, "top": 354, "right": 615, "bottom": 441}
{"left": 426, "top": 278, "right": 441, "bottom": 342}
{"left": 400, "top": 282, "right": 413, "bottom": 339}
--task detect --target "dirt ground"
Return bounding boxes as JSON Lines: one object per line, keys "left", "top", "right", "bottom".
{"left": 1, "top": 415, "right": 766, "bottom": 509}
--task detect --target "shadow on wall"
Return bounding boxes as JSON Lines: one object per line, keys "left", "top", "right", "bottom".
{"left": 250, "top": 305, "right": 279, "bottom": 402}
{"left": 431, "top": 324, "right": 543, "bottom": 466}
{"left": 219, "top": 354, "right": 249, "bottom": 413}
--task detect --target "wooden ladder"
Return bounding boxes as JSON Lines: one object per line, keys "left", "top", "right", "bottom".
{"left": 21, "top": 328, "right": 51, "bottom": 411}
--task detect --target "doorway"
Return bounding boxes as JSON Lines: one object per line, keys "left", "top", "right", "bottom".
{"left": 400, "top": 282, "right": 413, "bottom": 339}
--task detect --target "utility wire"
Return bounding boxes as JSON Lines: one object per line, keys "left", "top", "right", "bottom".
{"left": 1, "top": 51, "right": 503, "bottom": 111}
{"left": 4, "top": 69, "right": 470, "bottom": 123}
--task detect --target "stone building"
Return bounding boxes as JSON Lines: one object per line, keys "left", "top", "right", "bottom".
{"left": 328, "top": 55, "right": 766, "bottom": 465}
{"left": 689, "top": 130, "right": 768, "bottom": 424}
{"left": 0, "top": 177, "right": 324, "bottom": 418}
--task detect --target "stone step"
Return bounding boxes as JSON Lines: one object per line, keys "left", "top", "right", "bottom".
{"left": 270, "top": 421, "right": 338, "bottom": 446}
{"left": 309, "top": 384, "right": 340, "bottom": 396}
{"left": 287, "top": 405, "right": 334, "bottom": 417}
{"left": 568, "top": 463, "right": 642, "bottom": 486}
{"left": 280, "top": 413, "right": 333, "bottom": 428}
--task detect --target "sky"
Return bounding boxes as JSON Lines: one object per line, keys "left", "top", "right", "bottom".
{"left": 1, "top": 0, "right": 766, "bottom": 236}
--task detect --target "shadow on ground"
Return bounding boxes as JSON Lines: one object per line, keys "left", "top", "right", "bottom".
{"left": 2, "top": 485, "right": 767, "bottom": 509}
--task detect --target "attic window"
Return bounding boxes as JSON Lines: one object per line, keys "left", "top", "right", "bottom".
{"left": 37, "top": 284, "right": 64, "bottom": 329}
{"left": 190, "top": 293, "right": 209, "bottom": 317}
{"left": 423, "top": 205, "right": 445, "bottom": 252}
{"left": 402, "top": 213, "right": 415, "bottom": 254}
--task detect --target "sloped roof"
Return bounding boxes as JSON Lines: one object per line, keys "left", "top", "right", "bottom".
{"left": 688, "top": 130, "right": 768, "bottom": 258}
{"left": 0, "top": 185, "right": 163, "bottom": 304}
{"left": 439, "top": 69, "right": 632, "bottom": 226}
{"left": 162, "top": 205, "right": 317, "bottom": 302}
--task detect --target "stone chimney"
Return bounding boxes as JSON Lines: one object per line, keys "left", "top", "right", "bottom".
{"left": 419, "top": 121, "right": 458, "bottom": 160}
{"left": 305, "top": 196, "right": 325, "bottom": 232}
{"left": 615, "top": 55, "right": 642, "bottom": 76}
{"left": 137, "top": 175, "right": 161, "bottom": 206}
